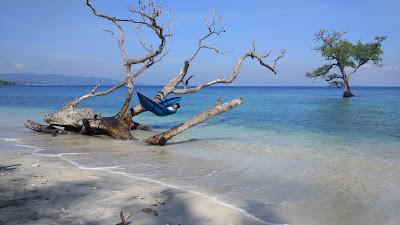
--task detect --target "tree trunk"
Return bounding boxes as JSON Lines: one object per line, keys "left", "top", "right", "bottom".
{"left": 145, "top": 98, "right": 243, "bottom": 145}
{"left": 98, "top": 117, "right": 135, "bottom": 140}
{"left": 32, "top": 103, "right": 135, "bottom": 140}
{"left": 342, "top": 76, "right": 353, "bottom": 98}
{"left": 115, "top": 75, "right": 134, "bottom": 120}
{"left": 339, "top": 66, "right": 354, "bottom": 98}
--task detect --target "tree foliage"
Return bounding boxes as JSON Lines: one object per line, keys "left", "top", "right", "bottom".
{"left": 306, "top": 29, "right": 386, "bottom": 88}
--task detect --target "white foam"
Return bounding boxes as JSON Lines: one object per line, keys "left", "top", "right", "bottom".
{"left": 31, "top": 149, "right": 121, "bottom": 171}
{"left": 55, "top": 155, "right": 284, "bottom": 224}
{"left": 14, "top": 144, "right": 38, "bottom": 148}
{"left": 32, "top": 149, "right": 89, "bottom": 158}
{"left": 107, "top": 170, "right": 284, "bottom": 225}
{"left": 0, "top": 138, "right": 19, "bottom": 142}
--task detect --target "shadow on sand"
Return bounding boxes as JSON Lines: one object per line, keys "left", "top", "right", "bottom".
{"left": 0, "top": 167, "right": 288, "bottom": 225}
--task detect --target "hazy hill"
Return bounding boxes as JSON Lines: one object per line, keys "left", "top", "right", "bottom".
{"left": 0, "top": 73, "right": 119, "bottom": 85}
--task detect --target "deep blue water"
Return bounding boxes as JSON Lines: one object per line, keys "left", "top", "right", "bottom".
{"left": 1, "top": 85, "right": 400, "bottom": 225}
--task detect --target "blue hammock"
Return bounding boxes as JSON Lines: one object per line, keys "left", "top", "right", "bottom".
{"left": 137, "top": 92, "right": 182, "bottom": 117}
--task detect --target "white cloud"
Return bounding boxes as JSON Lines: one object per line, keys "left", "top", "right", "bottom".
{"left": 360, "top": 64, "right": 400, "bottom": 73}
{"left": 14, "top": 63, "right": 25, "bottom": 70}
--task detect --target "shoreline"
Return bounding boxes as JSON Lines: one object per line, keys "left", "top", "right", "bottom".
{"left": 0, "top": 146, "right": 268, "bottom": 225}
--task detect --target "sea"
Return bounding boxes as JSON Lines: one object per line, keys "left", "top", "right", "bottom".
{"left": 0, "top": 85, "right": 399, "bottom": 225}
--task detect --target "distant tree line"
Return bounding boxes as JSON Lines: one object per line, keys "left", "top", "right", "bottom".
{"left": 0, "top": 80, "right": 17, "bottom": 85}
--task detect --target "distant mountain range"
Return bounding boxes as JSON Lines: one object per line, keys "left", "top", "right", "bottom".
{"left": 0, "top": 73, "right": 120, "bottom": 85}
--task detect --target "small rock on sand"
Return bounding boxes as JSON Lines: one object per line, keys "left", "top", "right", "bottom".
{"left": 155, "top": 197, "right": 166, "bottom": 205}
{"left": 142, "top": 208, "right": 158, "bottom": 216}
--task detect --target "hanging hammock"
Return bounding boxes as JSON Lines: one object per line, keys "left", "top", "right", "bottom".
{"left": 137, "top": 92, "right": 182, "bottom": 117}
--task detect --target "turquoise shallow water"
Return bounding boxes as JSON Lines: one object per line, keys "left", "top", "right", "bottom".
{"left": 1, "top": 85, "right": 399, "bottom": 225}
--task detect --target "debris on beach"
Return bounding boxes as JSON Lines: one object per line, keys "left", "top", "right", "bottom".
{"left": 116, "top": 211, "right": 130, "bottom": 225}
{"left": 0, "top": 164, "right": 20, "bottom": 171}
{"left": 31, "top": 163, "right": 40, "bottom": 168}
{"left": 142, "top": 208, "right": 158, "bottom": 216}
{"left": 90, "top": 185, "right": 103, "bottom": 190}
{"left": 155, "top": 196, "right": 166, "bottom": 205}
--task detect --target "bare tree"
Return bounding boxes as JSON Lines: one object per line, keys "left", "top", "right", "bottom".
{"left": 25, "top": 0, "right": 285, "bottom": 145}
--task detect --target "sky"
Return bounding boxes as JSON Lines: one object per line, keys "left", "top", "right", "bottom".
{"left": 0, "top": 0, "right": 399, "bottom": 86}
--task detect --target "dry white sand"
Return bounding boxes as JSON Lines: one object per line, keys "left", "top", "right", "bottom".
{"left": 0, "top": 152, "right": 262, "bottom": 225}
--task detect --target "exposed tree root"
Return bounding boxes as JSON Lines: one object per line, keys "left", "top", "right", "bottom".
{"left": 24, "top": 120, "right": 72, "bottom": 136}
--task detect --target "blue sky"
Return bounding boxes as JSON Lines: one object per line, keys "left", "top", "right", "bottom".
{"left": 0, "top": 0, "right": 399, "bottom": 86}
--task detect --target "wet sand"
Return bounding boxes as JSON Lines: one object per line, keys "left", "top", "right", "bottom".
{"left": 0, "top": 152, "right": 262, "bottom": 225}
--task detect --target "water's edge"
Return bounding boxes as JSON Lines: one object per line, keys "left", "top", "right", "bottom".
{"left": 1, "top": 137, "right": 284, "bottom": 225}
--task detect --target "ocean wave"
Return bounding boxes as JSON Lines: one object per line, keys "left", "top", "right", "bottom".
{"left": 14, "top": 144, "right": 39, "bottom": 148}
{"left": 0, "top": 138, "right": 19, "bottom": 142}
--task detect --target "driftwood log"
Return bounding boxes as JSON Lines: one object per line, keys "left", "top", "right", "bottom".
{"left": 25, "top": 0, "right": 285, "bottom": 145}
{"left": 25, "top": 120, "right": 72, "bottom": 136}
{"left": 145, "top": 98, "right": 242, "bottom": 145}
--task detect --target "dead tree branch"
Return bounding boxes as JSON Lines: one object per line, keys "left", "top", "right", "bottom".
{"left": 129, "top": 11, "right": 285, "bottom": 120}
{"left": 130, "top": 43, "right": 285, "bottom": 116}
{"left": 86, "top": 0, "right": 169, "bottom": 120}
{"left": 26, "top": 3, "right": 285, "bottom": 143}
{"left": 145, "top": 98, "right": 243, "bottom": 145}
{"left": 173, "top": 47, "right": 286, "bottom": 94}
{"left": 26, "top": 1, "right": 171, "bottom": 140}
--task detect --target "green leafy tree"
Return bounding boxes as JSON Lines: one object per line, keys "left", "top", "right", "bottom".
{"left": 306, "top": 29, "right": 386, "bottom": 97}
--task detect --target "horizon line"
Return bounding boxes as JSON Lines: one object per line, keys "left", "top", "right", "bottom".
{"left": 12, "top": 84, "right": 400, "bottom": 88}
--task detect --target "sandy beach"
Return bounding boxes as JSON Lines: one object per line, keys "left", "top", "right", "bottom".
{"left": 1, "top": 0, "right": 400, "bottom": 223}
{"left": 0, "top": 151, "right": 262, "bottom": 225}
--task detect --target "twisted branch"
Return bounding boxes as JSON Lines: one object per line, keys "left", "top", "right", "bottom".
{"left": 130, "top": 15, "right": 285, "bottom": 117}
{"left": 84, "top": 0, "right": 170, "bottom": 119}
{"left": 173, "top": 47, "right": 285, "bottom": 94}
